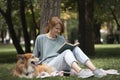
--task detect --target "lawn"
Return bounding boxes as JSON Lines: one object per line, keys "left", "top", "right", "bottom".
{"left": 0, "top": 44, "right": 120, "bottom": 80}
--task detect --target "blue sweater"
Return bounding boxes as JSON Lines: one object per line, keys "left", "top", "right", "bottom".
{"left": 33, "top": 34, "right": 66, "bottom": 63}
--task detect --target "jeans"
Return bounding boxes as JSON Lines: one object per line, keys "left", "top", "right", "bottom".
{"left": 47, "top": 46, "right": 89, "bottom": 71}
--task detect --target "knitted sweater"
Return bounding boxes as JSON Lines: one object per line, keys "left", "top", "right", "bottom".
{"left": 33, "top": 34, "right": 66, "bottom": 63}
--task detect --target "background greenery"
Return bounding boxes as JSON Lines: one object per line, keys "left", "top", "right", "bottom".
{"left": 0, "top": 44, "right": 120, "bottom": 80}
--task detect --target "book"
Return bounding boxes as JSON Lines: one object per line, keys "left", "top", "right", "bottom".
{"left": 57, "top": 42, "right": 80, "bottom": 53}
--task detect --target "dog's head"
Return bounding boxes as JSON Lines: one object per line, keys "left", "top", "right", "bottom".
{"left": 17, "top": 53, "right": 39, "bottom": 67}
{"left": 13, "top": 53, "right": 39, "bottom": 78}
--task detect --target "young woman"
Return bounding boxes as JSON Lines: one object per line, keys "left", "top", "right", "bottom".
{"left": 33, "top": 16, "right": 106, "bottom": 78}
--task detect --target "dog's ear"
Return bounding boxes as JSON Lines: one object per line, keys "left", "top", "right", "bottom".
{"left": 17, "top": 54, "right": 26, "bottom": 62}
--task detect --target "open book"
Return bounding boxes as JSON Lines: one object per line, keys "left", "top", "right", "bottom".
{"left": 57, "top": 42, "right": 80, "bottom": 53}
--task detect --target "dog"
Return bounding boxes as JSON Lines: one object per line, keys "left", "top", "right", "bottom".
{"left": 12, "top": 53, "right": 55, "bottom": 78}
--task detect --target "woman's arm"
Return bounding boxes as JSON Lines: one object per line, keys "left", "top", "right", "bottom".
{"left": 33, "top": 36, "right": 40, "bottom": 57}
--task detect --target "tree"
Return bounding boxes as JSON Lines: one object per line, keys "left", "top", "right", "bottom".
{"left": 39, "top": 0, "right": 62, "bottom": 34}
{"left": 94, "top": 0, "right": 120, "bottom": 43}
{"left": 0, "top": 0, "right": 37, "bottom": 54}
{"left": 20, "top": 0, "right": 31, "bottom": 52}
{"left": 0, "top": 0, "right": 24, "bottom": 54}
{"left": 77, "top": 0, "right": 95, "bottom": 55}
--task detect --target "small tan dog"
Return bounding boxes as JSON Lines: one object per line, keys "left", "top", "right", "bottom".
{"left": 12, "top": 53, "right": 55, "bottom": 78}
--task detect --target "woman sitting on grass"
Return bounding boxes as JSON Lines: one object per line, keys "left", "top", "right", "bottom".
{"left": 33, "top": 16, "right": 107, "bottom": 78}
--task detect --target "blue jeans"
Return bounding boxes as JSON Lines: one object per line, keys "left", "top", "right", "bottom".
{"left": 47, "top": 46, "right": 89, "bottom": 71}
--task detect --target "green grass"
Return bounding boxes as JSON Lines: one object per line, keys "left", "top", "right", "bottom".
{"left": 0, "top": 44, "right": 120, "bottom": 80}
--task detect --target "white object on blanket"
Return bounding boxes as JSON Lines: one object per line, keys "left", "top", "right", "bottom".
{"left": 36, "top": 72, "right": 51, "bottom": 78}
{"left": 36, "top": 71, "right": 64, "bottom": 78}
{"left": 51, "top": 71, "right": 64, "bottom": 76}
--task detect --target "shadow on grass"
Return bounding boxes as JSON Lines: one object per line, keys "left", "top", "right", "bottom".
{"left": 0, "top": 51, "right": 17, "bottom": 63}
{"left": 0, "top": 46, "right": 120, "bottom": 63}
{"left": 93, "top": 47, "right": 120, "bottom": 58}
{"left": 0, "top": 44, "right": 120, "bottom": 63}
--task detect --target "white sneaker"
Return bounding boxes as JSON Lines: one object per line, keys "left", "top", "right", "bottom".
{"left": 93, "top": 69, "right": 107, "bottom": 78}
{"left": 78, "top": 69, "right": 94, "bottom": 78}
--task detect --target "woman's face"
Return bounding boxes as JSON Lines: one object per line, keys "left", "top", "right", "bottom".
{"left": 50, "top": 24, "right": 61, "bottom": 37}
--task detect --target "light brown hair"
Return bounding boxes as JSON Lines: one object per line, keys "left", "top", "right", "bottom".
{"left": 45, "top": 16, "right": 64, "bottom": 34}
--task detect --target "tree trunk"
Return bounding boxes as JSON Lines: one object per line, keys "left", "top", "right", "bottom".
{"left": 17, "top": 29, "right": 22, "bottom": 43}
{"left": 77, "top": 0, "right": 95, "bottom": 55}
{"left": 85, "top": 0, "right": 95, "bottom": 55}
{"left": 20, "top": 0, "right": 31, "bottom": 52}
{"left": 39, "top": 0, "right": 61, "bottom": 34}
{"left": 30, "top": 0, "right": 39, "bottom": 41}
{"left": 77, "top": 0, "right": 86, "bottom": 53}
{"left": 1, "top": 30, "right": 4, "bottom": 43}
{"left": 5, "top": 17, "right": 24, "bottom": 54}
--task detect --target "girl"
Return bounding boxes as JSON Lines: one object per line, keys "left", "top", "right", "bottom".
{"left": 33, "top": 16, "right": 106, "bottom": 78}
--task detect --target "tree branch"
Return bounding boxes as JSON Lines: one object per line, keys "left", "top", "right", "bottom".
{"left": 6, "top": 0, "right": 12, "bottom": 16}
{"left": 109, "top": 7, "right": 120, "bottom": 28}
{"left": 0, "top": 7, "right": 6, "bottom": 17}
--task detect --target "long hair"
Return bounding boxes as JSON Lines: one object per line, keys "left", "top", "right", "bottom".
{"left": 45, "top": 16, "right": 64, "bottom": 35}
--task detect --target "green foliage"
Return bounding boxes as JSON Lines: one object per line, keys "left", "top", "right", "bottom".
{"left": 0, "top": 0, "right": 119, "bottom": 32}
{"left": 0, "top": 16, "right": 7, "bottom": 30}
{"left": 61, "top": 0, "right": 77, "bottom": 12}
{"left": 0, "top": 1, "right": 7, "bottom": 30}
{"left": 25, "top": 0, "right": 40, "bottom": 28}
{"left": 0, "top": 0, "right": 40, "bottom": 31}
{"left": 94, "top": 0, "right": 120, "bottom": 23}
{"left": 67, "top": 18, "right": 78, "bottom": 43}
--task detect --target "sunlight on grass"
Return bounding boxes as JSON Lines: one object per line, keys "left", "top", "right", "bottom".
{"left": 95, "top": 44, "right": 120, "bottom": 48}
{"left": 0, "top": 48, "right": 16, "bottom": 52}
{"left": 94, "top": 44, "right": 120, "bottom": 55}
{"left": 0, "top": 44, "right": 16, "bottom": 52}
